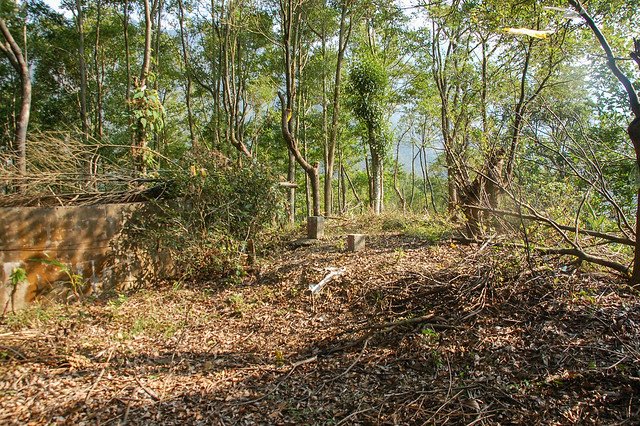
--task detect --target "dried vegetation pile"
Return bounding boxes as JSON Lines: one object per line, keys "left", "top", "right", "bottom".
{"left": 1, "top": 218, "right": 639, "bottom": 425}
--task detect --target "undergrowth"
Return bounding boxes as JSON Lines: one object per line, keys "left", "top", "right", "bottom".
{"left": 119, "top": 156, "right": 285, "bottom": 286}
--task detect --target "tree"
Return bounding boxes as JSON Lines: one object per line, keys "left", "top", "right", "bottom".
{"left": 0, "top": 16, "right": 30, "bottom": 179}
{"left": 131, "top": 0, "right": 153, "bottom": 174}
{"left": 277, "top": 0, "right": 321, "bottom": 217}
{"left": 568, "top": 0, "right": 640, "bottom": 284}
{"left": 347, "top": 53, "right": 389, "bottom": 214}
{"left": 323, "top": 0, "right": 353, "bottom": 217}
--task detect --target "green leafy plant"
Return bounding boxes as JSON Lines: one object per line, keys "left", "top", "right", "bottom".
{"left": 120, "top": 157, "right": 284, "bottom": 286}
{"left": 129, "top": 73, "right": 165, "bottom": 171}
{"left": 227, "top": 293, "right": 246, "bottom": 316}
{"left": 31, "top": 257, "right": 85, "bottom": 301}
{"left": 9, "top": 267, "right": 27, "bottom": 287}
{"left": 421, "top": 327, "right": 439, "bottom": 339}
{"left": 108, "top": 293, "right": 128, "bottom": 310}
{"left": 4, "top": 267, "right": 27, "bottom": 314}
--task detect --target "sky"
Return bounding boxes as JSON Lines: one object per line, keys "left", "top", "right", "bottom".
{"left": 43, "top": 0, "right": 70, "bottom": 17}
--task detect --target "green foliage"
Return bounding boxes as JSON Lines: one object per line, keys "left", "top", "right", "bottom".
{"left": 9, "top": 267, "right": 27, "bottom": 288}
{"left": 122, "top": 158, "right": 285, "bottom": 284}
{"left": 381, "top": 216, "right": 408, "bottom": 231}
{"left": 30, "top": 256, "right": 86, "bottom": 300}
{"left": 421, "top": 327, "right": 439, "bottom": 340}
{"left": 347, "top": 53, "right": 390, "bottom": 157}
{"left": 3, "top": 304, "right": 53, "bottom": 330}
{"left": 405, "top": 219, "right": 455, "bottom": 244}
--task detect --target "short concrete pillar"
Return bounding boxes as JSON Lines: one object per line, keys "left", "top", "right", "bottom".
{"left": 307, "top": 216, "right": 325, "bottom": 239}
{"left": 347, "top": 234, "right": 365, "bottom": 252}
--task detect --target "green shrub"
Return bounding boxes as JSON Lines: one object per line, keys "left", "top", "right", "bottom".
{"left": 121, "top": 157, "right": 285, "bottom": 284}
{"left": 405, "top": 218, "right": 455, "bottom": 243}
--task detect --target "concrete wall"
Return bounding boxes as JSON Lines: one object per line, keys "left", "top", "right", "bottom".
{"left": 0, "top": 203, "right": 140, "bottom": 312}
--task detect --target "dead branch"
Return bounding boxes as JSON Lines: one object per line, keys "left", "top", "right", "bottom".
{"left": 463, "top": 205, "right": 634, "bottom": 246}
{"left": 453, "top": 236, "right": 629, "bottom": 276}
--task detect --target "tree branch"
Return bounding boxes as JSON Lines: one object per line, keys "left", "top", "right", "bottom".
{"left": 568, "top": 0, "right": 640, "bottom": 118}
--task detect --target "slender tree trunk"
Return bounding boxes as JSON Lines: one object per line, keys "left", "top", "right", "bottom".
{"left": 419, "top": 146, "right": 428, "bottom": 212}
{"left": 278, "top": 0, "right": 320, "bottom": 216}
{"left": 94, "top": 0, "right": 103, "bottom": 142}
{"left": 140, "top": 0, "right": 152, "bottom": 88}
{"left": 153, "top": 0, "right": 163, "bottom": 89}
{"left": 425, "top": 148, "right": 438, "bottom": 213}
{"left": 369, "top": 130, "right": 382, "bottom": 215}
{"left": 123, "top": 0, "right": 131, "bottom": 114}
{"left": 133, "top": 0, "right": 152, "bottom": 174}
{"left": 177, "top": 0, "right": 197, "bottom": 150}
{"left": 410, "top": 141, "right": 416, "bottom": 210}
{"left": 339, "top": 148, "right": 346, "bottom": 213}
{"left": 75, "top": 0, "right": 90, "bottom": 146}
{"left": 365, "top": 156, "right": 373, "bottom": 209}
{"left": 212, "top": 1, "right": 222, "bottom": 149}
{"left": 321, "top": 30, "right": 329, "bottom": 215}
{"left": 288, "top": 150, "right": 296, "bottom": 223}
{"left": 631, "top": 120, "right": 640, "bottom": 283}
{"left": 0, "top": 18, "right": 30, "bottom": 179}
{"left": 569, "top": 0, "right": 640, "bottom": 283}
{"left": 220, "top": 1, "right": 250, "bottom": 157}
{"left": 393, "top": 139, "right": 405, "bottom": 212}
{"left": 505, "top": 39, "right": 532, "bottom": 181}
{"left": 303, "top": 124, "right": 310, "bottom": 218}
{"left": 324, "top": 1, "right": 352, "bottom": 217}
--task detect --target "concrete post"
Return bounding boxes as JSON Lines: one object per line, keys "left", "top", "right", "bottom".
{"left": 347, "top": 234, "right": 365, "bottom": 252}
{"left": 307, "top": 216, "right": 325, "bottom": 239}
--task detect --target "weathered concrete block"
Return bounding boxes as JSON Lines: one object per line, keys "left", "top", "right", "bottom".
{"left": 307, "top": 216, "right": 325, "bottom": 239}
{"left": 347, "top": 234, "right": 365, "bottom": 252}
{"left": 0, "top": 202, "right": 166, "bottom": 311}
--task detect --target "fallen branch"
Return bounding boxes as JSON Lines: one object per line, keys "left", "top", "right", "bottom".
{"left": 133, "top": 374, "right": 160, "bottom": 401}
{"left": 348, "top": 314, "right": 460, "bottom": 334}
{"left": 453, "top": 237, "right": 630, "bottom": 276}
{"left": 85, "top": 347, "right": 115, "bottom": 403}
{"left": 325, "top": 337, "right": 371, "bottom": 384}
{"left": 464, "top": 205, "right": 634, "bottom": 246}
{"left": 324, "top": 315, "right": 460, "bottom": 356}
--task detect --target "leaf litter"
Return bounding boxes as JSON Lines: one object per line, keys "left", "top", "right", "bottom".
{"left": 1, "top": 226, "right": 639, "bottom": 425}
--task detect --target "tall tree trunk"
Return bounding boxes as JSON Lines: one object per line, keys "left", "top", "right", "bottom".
{"left": 75, "top": 0, "right": 90, "bottom": 147}
{"left": 365, "top": 155, "right": 373, "bottom": 209}
{"left": 140, "top": 0, "right": 152, "bottom": 96}
{"left": 221, "top": 1, "right": 251, "bottom": 157}
{"left": 123, "top": 0, "right": 131, "bottom": 124}
{"left": 303, "top": 123, "right": 310, "bottom": 218}
{"left": 409, "top": 140, "right": 416, "bottom": 210}
{"left": 153, "top": 0, "right": 163, "bottom": 90}
{"left": 393, "top": 139, "right": 405, "bottom": 212}
{"left": 321, "top": 29, "right": 329, "bottom": 214}
{"left": 177, "top": 0, "right": 197, "bottom": 151}
{"left": 152, "top": 0, "right": 163, "bottom": 152}
{"left": 278, "top": 0, "right": 320, "bottom": 217}
{"left": 369, "top": 125, "right": 382, "bottom": 214}
{"left": 324, "top": 0, "right": 353, "bottom": 217}
{"left": 339, "top": 147, "right": 346, "bottom": 213}
{"left": 0, "top": 18, "right": 30, "bottom": 179}
{"left": 133, "top": 0, "right": 152, "bottom": 174}
{"left": 211, "top": 1, "right": 222, "bottom": 149}
{"left": 505, "top": 39, "right": 532, "bottom": 181}
{"left": 569, "top": 0, "right": 640, "bottom": 283}
{"left": 288, "top": 151, "right": 296, "bottom": 223}
{"left": 94, "top": 0, "right": 103, "bottom": 142}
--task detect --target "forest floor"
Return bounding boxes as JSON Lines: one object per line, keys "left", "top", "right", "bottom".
{"left": 1, "top": 217, "right": 640, "bottom": 425}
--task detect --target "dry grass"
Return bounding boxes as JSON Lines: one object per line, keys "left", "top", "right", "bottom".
{"left": 1, "top": 221, "right": 639, "bottom": 424}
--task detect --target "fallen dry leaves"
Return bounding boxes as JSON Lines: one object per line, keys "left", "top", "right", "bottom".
{"left": 1, "top": 223, "right": 639, "bottom": 425}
